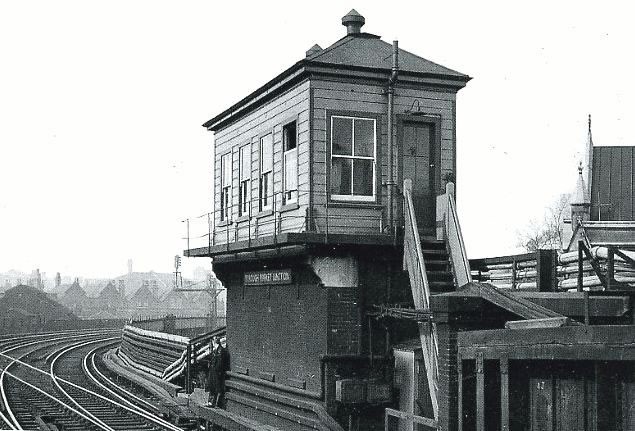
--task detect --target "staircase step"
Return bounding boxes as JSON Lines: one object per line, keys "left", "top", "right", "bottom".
{"left": 429, "top": 281, "right": 455, "bottom": 291}
{"left": 422, "top": 249, "right": 448, "bottom": 258}
{"left": 420, "top": 238, "right": 445, "bottom": 248}
{"left": 426, "top": 270, "right": 453, "bottom": 282}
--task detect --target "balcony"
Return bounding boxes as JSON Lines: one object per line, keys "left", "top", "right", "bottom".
{"left": 183, "top": 189, "right": 399, "bottom": 260}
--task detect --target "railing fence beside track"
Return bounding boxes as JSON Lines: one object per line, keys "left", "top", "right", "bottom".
{"left": 129, "top": 314, "right": 226, "bottom": 338}
{"left": 0, "top": 317, "right": 128, "bottom": 336}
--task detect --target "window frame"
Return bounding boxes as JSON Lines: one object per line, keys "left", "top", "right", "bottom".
{"left": 219, "top": 152, "right": 232, "bottom": 222}
{"left": 258, "top": 132, "right": 274, "bottom": 212}
{"left": 282, "top": 120, "right": 298, "bottom": 205}
{"left": 238, "top": 143, "right": 251, "bottom": 217}
{"left": 328, "top": 113, "right": 378, "bottom": 203}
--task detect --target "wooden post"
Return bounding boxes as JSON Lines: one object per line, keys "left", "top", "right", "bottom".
{"left": 511, "top": 258, "right": 517, "bottom": 289}
{"left": 208, "top": 212, "right": 212, "bottom": 253}
{"left": 607, "top": 246, "right": 615, "bottom": 290}
{"left": 577, "top": 241, "right": 584, "bottom": 292}
{"left": 500, "top": 357, "right": 509, "bottom": 431}
{"left": 476, "top": 352, "right": 485, "bottom": 431}
{"left": 584, "top": 291, "right": 590, "bottom": 325}
{"left": 186, "top": 343, "right": 192, "bottom": 394}
{"left": 457, "top": 353, "right": 463, "bottom": 431}
{"left": 536, "top": 249, "right": 556, "bottom": 292}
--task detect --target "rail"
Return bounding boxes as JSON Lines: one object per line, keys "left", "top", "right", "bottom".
{"left": 182, "top": 188, "right": 390, "bottom": 252}
{"left": 402, "top": 179, "right": 439, "bottom": 422}
{"left": 436, "top": 182, "right": 471, "bottom": 287}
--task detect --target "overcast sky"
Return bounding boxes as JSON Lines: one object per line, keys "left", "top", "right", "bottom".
{"left": 1, "top": 1, "right": 633, "bottom": 279}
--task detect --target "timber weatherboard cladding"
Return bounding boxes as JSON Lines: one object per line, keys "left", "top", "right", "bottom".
{"left": 591, "top": 146, "right": 635, "bottom": 221}
{"left": 211, "top": 69, "right": 459, "bottom": 246}
{"left": 311, "top": 78, "right": 457, "bottom": 235}
{"left": 213, "top": 80, "right": 311, "bottom": 244}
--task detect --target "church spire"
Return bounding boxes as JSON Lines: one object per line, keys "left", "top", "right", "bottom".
{"left": 585, "top": 114, "right": 593, "bottom": 196}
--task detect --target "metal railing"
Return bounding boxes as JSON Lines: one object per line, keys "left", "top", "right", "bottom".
{"left": 182, "top": 188, "right": 391, "bottom": 252}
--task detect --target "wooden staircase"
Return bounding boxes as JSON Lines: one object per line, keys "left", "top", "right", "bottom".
{"left": 402, "top": 180, "right": 472, "bottom": 425}
{"left": 420, "top": 238, "right": 455, "bottom": 292}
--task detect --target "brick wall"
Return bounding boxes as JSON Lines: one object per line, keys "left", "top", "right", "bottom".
{"left": 226, "top": 266, "right": 328, "bottom": 394}
{"left": 327, "top": 286, "right": 360, "bottom": 355}
{"left": 436, "top": 323, "right": 459, "bottom": 431}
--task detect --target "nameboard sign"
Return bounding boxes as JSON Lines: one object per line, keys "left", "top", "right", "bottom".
{"left": 244, "top": 269, "right": 292, "bottom": 286}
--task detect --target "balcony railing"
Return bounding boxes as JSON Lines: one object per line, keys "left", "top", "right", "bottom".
{"left": 182, "top": 188, "right": 394, "bottom": 253}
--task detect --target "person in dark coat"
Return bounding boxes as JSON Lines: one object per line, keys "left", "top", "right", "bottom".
{"left": 207, "top": 336, "right": 229, "bottom": 407}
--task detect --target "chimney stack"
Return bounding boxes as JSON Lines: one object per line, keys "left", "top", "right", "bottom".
{"left": 342, "top": 9, "right": 365, "bottom": 35}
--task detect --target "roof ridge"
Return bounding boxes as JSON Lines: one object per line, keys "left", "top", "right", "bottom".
{"left": 381, "top": 39, "right": 467, "bottom": 77}
{"left": 307, "top": 35, "right": 355, "bottom": 62}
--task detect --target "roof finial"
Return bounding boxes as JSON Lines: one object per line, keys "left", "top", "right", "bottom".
{"left": 342, "top": 9, "right": 365, "bottom": 35}
{"left": 588, "top": 114, "right": 592, "bottom": 133}
{"left": 578, "top": 160, "right": 583, "bottom": 175}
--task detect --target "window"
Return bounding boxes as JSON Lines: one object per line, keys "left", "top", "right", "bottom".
{"left": 330, "top": 116, "right": 376, "bottom": 201}
{"left": 220, "top": 152, "right": 232, "bottom": 221}
{"left": 259, "top": 133, "right": 273, "bottom": 211}
{"left": 239, "top": 144, "right": 251, "bottom": 216}
{"left": 283, "top": 121, "right": 298, "bottom": 204}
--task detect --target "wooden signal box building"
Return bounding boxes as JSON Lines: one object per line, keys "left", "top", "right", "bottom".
{"left": 187, "top": 10, "right": 470, "bottom": 430}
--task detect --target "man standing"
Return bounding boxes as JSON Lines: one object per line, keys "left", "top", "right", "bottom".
{"left": 207, "top": 335, "right": 229, "bottom": 407}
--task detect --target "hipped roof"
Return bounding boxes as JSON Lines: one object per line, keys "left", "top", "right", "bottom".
{"left": 203, "top": 32, "right": 470, "bottom": 131}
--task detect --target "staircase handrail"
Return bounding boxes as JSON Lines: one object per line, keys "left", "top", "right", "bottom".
{"left": 402, "top": 179, "right": 439, "bottom": 421}
{"left": 437, "top": 183, "right": 472, "bottom": 288}
{"left": 403, "top": 181, "right": 432, "bottom": 308}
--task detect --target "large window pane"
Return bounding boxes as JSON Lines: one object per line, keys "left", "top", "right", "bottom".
{"left": 284, "top": 149, "right": 297, "bottom": 197}
{"left": 354, "top": 119, "right": 374, "bottom": 157}
{"left": 261, "top": 134, "right": 273, "bottom": 172}
{"left": 352, "top": 159, "right": 373, "bottom": 196}
{"left": 330, "top": 157, "right": 351, "bottom": 195}
{"left": 332, "top": 117, "right": 352, "bottom": 156}
{"left": 222, "top": 153, "right": 232, "bottom": 186}
{"left": 240, "top": 145, "right": 250, "bottom": 181}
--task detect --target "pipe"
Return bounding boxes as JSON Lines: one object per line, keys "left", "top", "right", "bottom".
{"left": 387, "top": 41, "right": 399, "bottom": 230}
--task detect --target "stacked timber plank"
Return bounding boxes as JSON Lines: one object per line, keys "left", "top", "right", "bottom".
{"left": 470, "top": 253, "right": 538, "bottom": 290}
{"left": 471, "top": 247, "right": 635, "bottom": 291}
{"left": 557, "top": 247, "right": 635, "bottom": 290}
{"left": 119, "top": 325, "right": 189, "bottom": 378}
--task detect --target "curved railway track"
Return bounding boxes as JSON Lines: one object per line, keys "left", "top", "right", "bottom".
{"left": 0, "top": 330, "right": 186, "bottom": 431}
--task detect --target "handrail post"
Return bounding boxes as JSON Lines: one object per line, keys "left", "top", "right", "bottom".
{"left": 186, "top": 343, "right": 192, "bottom": 394}
{"left": 607, "top": 245, "right": 615, "bottom": 290}
{"left": 207, "top": 212, "right": 212, "bottom": 253}
{"left": 186, "top": 218, "right": 190, "bottom": 255}
{"left": 577, "top": 241, "right": 584, "bottom": 292}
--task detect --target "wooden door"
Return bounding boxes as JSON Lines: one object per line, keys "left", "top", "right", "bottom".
{"left": 623, "top": 381, "right": 635, "bottom": 430}
{"left": 530, "top": 377, "right": 554, "bottom": 431}
{"left": 401, "top": 122, "right": 437, "bottom": 233}
{"left": 555, "top": 378, "right": 585, "bottom": 431}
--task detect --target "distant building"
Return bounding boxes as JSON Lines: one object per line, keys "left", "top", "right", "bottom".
{"left": 59, "top": 279, "right": 91, "bottom": 316}
{"left": 94, "top": 281, "right": 127, "bottom": 316}
{"left": 128, "top": 281, "right": 160, "bottom": 311}
{"left": 566, "top": 116, "right": 635, "bottom": 249}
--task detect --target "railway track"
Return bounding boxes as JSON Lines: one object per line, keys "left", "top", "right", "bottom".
{"left": 0, "top": 330, "right": 187, "bottom": 431}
